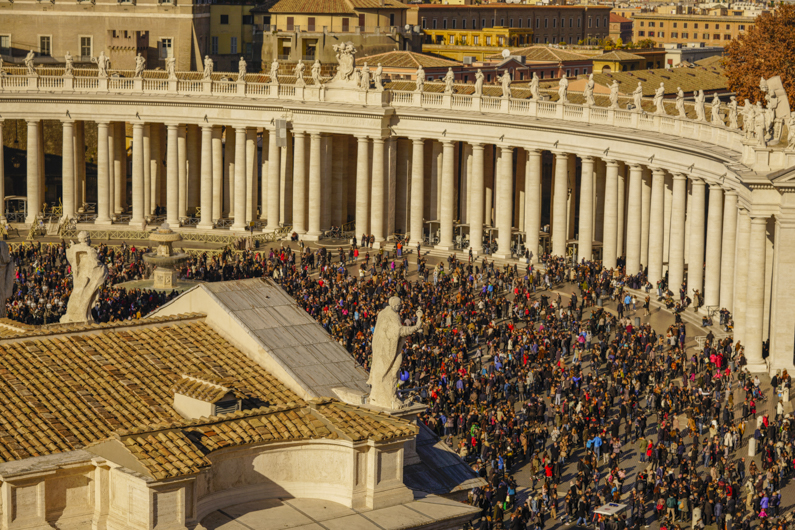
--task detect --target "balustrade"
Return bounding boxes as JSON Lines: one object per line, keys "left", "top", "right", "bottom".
{"left": 481, "top": 97, "right": 501, "bottom": 112}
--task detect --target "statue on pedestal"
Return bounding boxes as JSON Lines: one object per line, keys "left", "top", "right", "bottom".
{"left": 653, "top": 83, "right": 665, "bottom": 115}
{"left": 608, "top": 80, "right": 619, "bottom": 109}
{"left": 530, "top": 72, "right": 540, "bottom": 100}
{"left": 694, "top": 90, "right": 706, "bottom": 122}
{"left": 414, "top": 66, "right": 425, "bottom": 93}
{"left": 294, "top": 60, "right": 305, "bottom": 87}
{"left": 728, "top": 96, "right": 739, "bottom": 129}
{"left": 331, "top": 42, "right": 357, "bottom": 85}
{"left": 92, "top": 51, "right": 110, "bottom": 78}
{"left": 25, "top": 50, "right": 37, "bottom": 76}
{"left": 584, "top": 73, "right": 595, "bottom": 107}
{"left": 557, "top": 76, "right": 568, "bottom": 104}
{"left": 270, "top": 59, "right": 280, "bottom": 86}
{"left": 443, "top": 68, "right": 455, "bottom": 95}
{"left": 238, "top": 57, "right": 247, "bottom": 80}
{"left": 632, "top": 82, "right": 643, "bottom": 111}
{"left": 134, "top": 53, "right": 146, "bottom": 78}
{"left": 711, "top": 93, "right": 722, "bottom": 124}
{"left": 0, "top": 242, "right": 15, "bottom": 318}
{"left": 474, "top": 70, "right": 484, "bottom": 97}
{"left": 166, "top": 56, "right": 176, "bottom": 80}
{"left": 675, "top": 87, "right": 686, "bottom": 117}
{"left": 786, "top": 112, "right": 795, "bottom": 151}
{"left": 202, "top": 56, "right": 213, "bottom": 80}
{"left": 360, "top": 62, "right": 370, "bottom": 91}
{"left": 373, "top": 63, "right": 383, "bottom": 91}
{"left": 312, "top": 60, "right": 322, "bottom": 86}
{"left": 61, "top": 232, "right": 108, "bottom": 324}
{"left": 367, "top": 297, "right": 423, "bottom": 410}
{"left": 64, "top": 52, "right": 74, "bottom": 77}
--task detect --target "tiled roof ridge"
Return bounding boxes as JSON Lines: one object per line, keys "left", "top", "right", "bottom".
{"left": 0, "top": 313, "right": 206, "bottom": 341}
{"left": 0, "top": 318, "right": 35, "bottom": 331}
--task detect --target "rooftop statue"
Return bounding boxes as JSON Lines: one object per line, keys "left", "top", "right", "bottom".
{"left": 64, "top": 52, "right": 74, "bottom": 77}
{"left": 60, "top": 232, "right": 108, "bottom": 324}
{"left": 294, "top": 60, "right": 306, "bottom": 87}
{"left": 312, "top": 60, "right": 322, "bottom": 86}
{"left": 367, "top": 297, "right": 423, "bottom": 410}
{"left": 134, "top": 53, "right": 146, "bottom": 79}
{"left": 331, "top": 42, "right": 357, "bottom": 85}
{"left": 529, "top": 72, "right": 540, "bottom": 100}
{"left": 557, "top": 76, "right": 568, "bottom": 104}
{"left": 202, "top": 56, "right": 214, "bottom": 80}
{"left": 584, "top": 73, "right": 595, "bottom": 107}
{"left": 675, "top": 87, "right": 686, "bottom": 118}
{"left": 0, "top": 242, "right": 14, "bottom": 318}
{"left": 92, "top": 51, "right": 110, "bottom": 78}
{"left": 653, "top": 83, "right": 665, "bottom": 115}
{"left": 270, "top": 59, "right": 280, "bottom": 86}
{"left": 25, "top": 50, "right": 37, "bottom": 77}
{"left": 501, "top": 70, "right": 512, "bottom": 99}
{"left": 608, "top": 80, "right": 619, "bottom": 109}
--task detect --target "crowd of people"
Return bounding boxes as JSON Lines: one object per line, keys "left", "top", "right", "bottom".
{"left": 3, "top": 238, "right": 794, "bottom": 530}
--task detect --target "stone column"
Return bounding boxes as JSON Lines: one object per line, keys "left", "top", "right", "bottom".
{"left": 647, "top": 167, "right": 666, "bottom": 285}
{"left": 469, "top": 143, "right": 487, "bottom": 255}
{"left": 25, "top": 120, "right": 40, "bottom": 224}
{"left": 625, "top": 164, "right": 643, "bottom": 275}
{"left": 719, "top": 191, "right": 738, "bottom": 311}
{"left": 640, "top": 167, "right": 651, "bottom": 267}
{"left": 266, "top": 129, "right": 281, "bottom": 231}
{"left": 166, "top": 125, "right": 180, "bottom": 227}
{"left": 198, "top": 125, "right": 214, "bottom": 229}
{"left": 703, "top": 185, "right": 724, "bottom": 308}
{"left": 149, "top": 124, "right": 161, "bottom": 215}
{"left": 95, "top": 123, "right": 111, "bottom": 224}
{"left": 293, "top": 131, "right": 307, "bottom": 234}
{"left": 211, "top": 126, "right": 223, "bottom": 221}
{"left": 232, "top": 127, "right": 247, "bottom": 231}
{"left": 260, "top": 130, "right": 269, "bottom": 222}
{"left": 617, "top": 164, "right": 626, "bottom": 258}
{"left": 370, "top": 137, "right": 386, "bottom": 244}
{"left": 245, "top": 128, "right": 257, "bottom": 222}
{"left": 578, "top": 156, "right": 594, "bottom": 262}
{"left": 61, "top": 121, "right": 75, "bottom": 220}
{"left": 552, "top": 151, "right": 568, "bottom": 256}
{"left": 321, "top": 134, "right": 333, "bottom": 231}
{"left": 186, "top": 124, "right": 200, "bottom": 213}
{"left": 74, "top": 121, "right": 86, "bottom": 210}
{"left": 332, "top": 135, "right": 345, "bottom": 227}
{"left": 142, "top": 125, "right": 151, "bottom": 218}
{"left": 733, "top": 209, "right": 751, "bottom": 348}
{"left": 687, "top": 178, "right": 706, "bottom": 298}
{"left": 177, "top": 125, "right": 188, "bottom": 219}
{"left": 410, "top": 138, "right": 425, "bottom": 244}
{"left": 130, "top": 123, "right": 145, "bottom": 225}
{"left": 745, "top": 215, "right": 769, "bottom": 371}
{"left": 224, "top": 127, "right": 235, "bottom": 217}
{"left": 355, "top": 136, "right": 370, "bottom": 237}
{"left": 494, "top": 145, "right": 514, "bottom": 259}
{"left": 602, "top": 160, "right": 619, "bottom": 270}
{"left": 437, "top": 140, "right": 455, "bottom": 249}
{"left": 0, "top": 123, "right": 4, "bottom": 221}
{"left": 663, "top": 174, "right": 673, "bottom": 268}
{"left": 525, "top": 149, "right": 542, "bottom": 262}
{"left": 114, "top": 122, "right": 125, "bottom": 214}
{"left": 668, "top": 174, "right": 687, "bottom": 294}
{"left": 305, "top": 133, "right": 323, "bottom": 239}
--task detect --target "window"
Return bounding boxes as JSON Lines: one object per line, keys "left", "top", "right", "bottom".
{"left": 517, "top": 19, "right": 521, "bottom": 28}
{"left": 474, "top": 35, "right": 479, "bottom": 45}
{"left": 739, "top": 24, "right": 745, "bottom": 30}
{"left": 159, "top": 38, "right": 172, "bottom": 59}
{"left": 588, "top": 17, "right": 592, "bottom": 28}
{"left": 604, "top": 16, "right": 608, "bottom": 27}
{"left": 211, "top": 36, "right": 218, "bottom": 54}
{"left": 648, "top": 31, "right": 654, "bottom": 37}
{"left": 640, "top": 21, "right": 645, "bottom": 27}
{"left": 442, "top": 20, "right": 447, "bottom": 29}
{"left": 553, "top": 18, "right": 556, "bottom": 28}
{"left": 726, "top": 24, "right": 730, "bottom": 30}
{"left": 500, "top": 18, "right": 504, "bottom": 25}
{"left": 694, "top": 23, "right": 699, "bottom": 29}
{"left": 509, "top": 18, "right": 513, "bottom": 26}
{"left": 461, "top": 36, "right": 467, "bottom": 45}
{"left": 358, "top": 14, "right": 365, "bottom": 27}
{"left": 536, "top": 18, "right": 540, "bottom": 28}
{"left": 574, "top": 68, "right": 578, "bottom": 76}
{"left": 432, "top": 20, "right": 437, "bottom": 29}
{"left": 639, "top": 31, "right": 645, "bottom": 36}
{"left": 566, "top": 69, "right": 570, "bottom": 77}
{"left": 486, "top": 36, "right": 491, "bottom": 45}
{"left": 649, "top": 21, "right": 655, "bottom": 27}
{"left": 449, "top": 35, "right": 454, "bottom": 44}
{"left": 287, "top": 17, "right": 295, "bottom": 30}
{"left": 39, "top": 36, "right": 51, "bottom": 56}
{"left": 307, "top": 17, "right": 315, "bottom": 31}
{"left": 684, "top": 23, "right": 688, "bottom": 28}
{"left": 544, "top": 18, "right": 548, "bottom": 28}
{"left": 451, "top": 19, "right": 456, "bottom": 29}
{"left": 245, "top": 42, "right": 253, "bottom": 58}
{"left": 569, "top": 17, "right": 573, "bottom": 27}
{"left": 220, "top": 14, "right": 229, "bottom": 24}
{"left": 343, "top": 18, "right": 350, "bottom": 31}
{"left": 230, "top": 36, "right": 238, "bottom": 54}
{"left": 0, "top": 35, "right": 10, "bottom": 56}
{"left": 659, "top": 32, "right": 664, "bottom": 37}
{"left": 483, "top": 19, "right": 487, "bottom": 28}
{"left": 724, "top": 34, "right": 731, "bottom": 40}
{"left": 389, "top": 13, "right": 394, "bottom": 26}
{"left": 673, "top": 22, "right": 677, "bottom": 28}
{"left": 463, "top": 19, "right": 467, "bottom": 29}
{"left": 595, "top": 17, "right": 599, "bottom": 27}
{"left": 693, "top": 33, "right": 698, "bottom": 39}
{"left": 705, "top": 23, "right": 710, "bottom": 29}
{"left": 671, "top": 32, "right": 678, "bottom": 38}
{"left": 473, "top": 19, "right": 477, "bottom": 28}
{"left": 242, "top": 15, "right": 253, "bottom": 25}
{"left": 713, "top": 33, "right": 720, "bottom": 40}
{"left": 80, "top": 36, "right": 92, "bottom": 58}
{"left": 539, "top": 71, "right": 544, "bottom": 79}
{"left": 578, "top": 17, "right": 581, "bottom": 28}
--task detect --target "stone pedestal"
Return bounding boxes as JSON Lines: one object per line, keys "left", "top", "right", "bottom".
{"left": 364, "top": 401, "right": 425, "bottom": 466}
{"left": 748, "top": 437, "right": 757, "bottom": 457}
{"left": 153, "top": 268, "right": 177, "bottom": 290}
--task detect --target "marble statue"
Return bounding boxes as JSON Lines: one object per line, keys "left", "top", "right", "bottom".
{"left": 557, "top": 76, "right": 568, "bottom": 104}
{"left": 728, "top": 96, "right": 739, "bottom": 129}
{"left": 414, "top": 66, "right": 425, "bottom": 93}
{"left": 694, "top": 90, "right": 706, "bottom": 122}
{"left": 653, "top": 83, "right": 665, "bottom": 115}
{"left": 631, "top": 82, "right": 643, "bottom": 111}
{"left": 0, "top": 57, "right": 4, "bottom": 77}
{"left": 331, "top": 42, "right": 357, "bottom": 83}
{"left": 443, "top": 68, "right": 455, "bottom": 95}
{"left": 202, "top": 56, "right": 213, "bottom": 80}
{"left": 25, "top": 50, "right": 37, "bottom": 76}
{"left": 360, "top": 62, "right": 370, "bottom": 91}
{"left": 166, "top": 56, "right": 176, "bottom": 80}
{"left": 373, "top": 63, "right": 383, "bottom": 91}
{"left": 312, "top": 60, "right": 322, "bottom": 86}
{"left": 787, "top": 112, "right": 795, "bottom": 151}
{"left": 60, "top": 232, "right": 108, "bottom": 324}
{"left": 498, "top": 71, "right": 512, "bottom": 99}
{"left": 64, "top": 52, "right": 74, "bottom": 77}
{"left": 238, "top": 57, "right": 247, "bottom": 80}
{"left": 608, "top": 80, "right": 619, "bottom": 109}
{"left": 741, "top": 99, "right": 754, "bottom": 139}
{"left": 584, "top": 73, "right": 595, "bottom": 107}
{"left": 530, "top": 72, "right": 540, "bottom": 100}
{"left": 367, "top": 297, "right": 423, "bottom": 409}
{"left": 134, "top": 53, "right": 146, "bottom": 78}
{"left": 92, "top": 51, "right": 110, "bottom": 78}
{"left": 0, "top": 242, "right": 14, "bottom": 318}
{"left": 474, "top": 69, "right": 484, "bottom": 97}
{"left": 711, "top": 94, "right": 722, "bottom": 124}
{"left": 294, "top": 60, "right": 305, "bottom": 87}
{"left": 754, "top": 102, "right": 767, "bottom": 146}
{"left": 675, "top": 87, "right": 686, "bottom": 117}
{"left": 760, "top": 76, "right": 790, "bottom": 142}
{"left": 270, "top": 59, "right": 280, "bottom": 85}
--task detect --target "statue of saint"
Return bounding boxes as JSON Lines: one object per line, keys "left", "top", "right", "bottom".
{"left": 270, "top": 59, "right": 280, "bottom": 85}
{"left": 92, "top": 51, "right": 110, "bottom": 78}
{"left": 694, "top": 90, "right": 707, "bottom": 122}
{"left": 25, "top": 50, "right": 37, "bottom": 76}
{"left": 711, "top": 93, "right": 722, "bottom": 124}
{"left": 584, "top": 73, "right": 595, "bottom": 107}
{"left": 63, "top": 52, "right": 74, "bottom": 77}
{"left": 474, "top": 69, "right": 485, "bottom": 97}
{"left": 294, "top": 60, "right": 305, "bottom": 86}
{"left": 360, "top": 62, "right": 370, "bottom": 91}
{"left": 728, "top": 96, "right": 739, "bottom": 129}
{"left": 787, "top": 112, "right": 795, "bottom": 151}
{"left": 367, "top": 297, "right": 423, "bottom": 409}
{"left": 134, "top": 53, "right": 146, "bottom": 78}
{"left": 238, "top": 57, "right": 247, "bottom": 80}
{"left": 557, "top": 76, "right": 568, "bottom": 104}
{"left": 653, "top": 83, "right": 665, "bottom": 115}
{"left": 311, "top": 60, "right": 322, "bottom": 86}
{"left": 530, "top": 72, "right": 540, "bottom": 100}
{"left": 414, "top": 66, "right": 425, "bottom": 93}
{"left": 754, "top": 102, "right": 767, "bottom": 147}
{"left": 202, "top": 56, "right": 214, "bottom": 80}
{"left": 741, "top": 99, "right": 754, "bottom": 139}
{"left": 608, "top": 80, "right": 619, "bottom": 109}
{"left": 165, "top": 56, "right": 176, "bottom": 80}
{"left": 0, "top": 57, "right": 4, "bottom": 77}
{"left": 0, "top": 242, "right": 14, "bottom": 318}
{"left": 500, "top": 70, "right": 512, "bottom": 99}
{"left": 60, "top": 232, "right": 108, "bottom": 324}
{"left": 675, "top": 88, "right": 686, "bottom": 117}
{"left": 373, "top": 63, "right": 383, "bottom": 91}
{"left": 632, "top": 82, "right": 643, "bottom": 111}
{"left": 443, "top": 67, "right": 455, "bottom": 95}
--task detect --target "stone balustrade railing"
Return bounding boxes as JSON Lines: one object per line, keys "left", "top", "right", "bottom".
{"left": 0, "top": 69, "right": 746, "bottom": 156}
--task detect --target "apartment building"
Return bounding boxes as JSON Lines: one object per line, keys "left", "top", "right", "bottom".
{"left": 632, "top": 13, "right": 756, "bottom": 46}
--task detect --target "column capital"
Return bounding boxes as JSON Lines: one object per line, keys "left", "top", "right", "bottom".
{"left": 410, "top": 137, "right": 425, "bottom": 144}
{"left": 627, "top": 163, "right": 643, "bottom": 171}
{"left": 709, "top": 182, "right": 724, "bottom": 190}
{"left": 580, "top": 155, "right": 594, "bottom": 163}
{"left": 648, "top": 166, "right": 665, "bottom": 174}
{"left": 309, "top": 132, "right": 322, "bottom": 140}
{"left": 26, "top": 119, "right": 40, "bottom": 125}
{"left": 371, "top": 137, "right": 385, "bottom": 144}
{"left": 749, "top": 215, "right": 769, "bottom": 224}
{"left": 690, "top": 176, "right": 704, "bottom": 184}
{"left": 604, "top": 158, "right": 619, "bottom": 167}
{"left": 525, "top": 147, "right": 542, "bottom": 156}
{"left": 61, "top": 119, "right": 75, "bottom": 125}
{"left": 469, "top": 142, "right": 484, "bottom": 148}
{"left": 552, "top": 150, "right": 568, "bottom": 159}
{"left": 440, "top": 138, "right": 455, "bottom": 146}
{"left": 724, "top": 188, "right": 738, "bottom": 196}
{"left": 355, "top": 135, "right": 369, "bottom": 141}
{"left": 292, "top": 129, "right": 306, "bottom": 137}
{"left": 131, "top": 122, "right": 144, "bottom": 130}
{"left": 500, "top": 145, "right": 514, "bottom": 152}
{"left": 201, "top": 124, "right": 214, "bottom": 132}
{"left": 672, "top": 172, "right": 688, "bottom": 180}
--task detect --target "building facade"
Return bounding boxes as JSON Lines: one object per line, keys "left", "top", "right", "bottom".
{"left": 609, "top": 13, "right": 633, "bottom": 44}
{"left": 632, "top": 13, "right": 756, "bottom": 47}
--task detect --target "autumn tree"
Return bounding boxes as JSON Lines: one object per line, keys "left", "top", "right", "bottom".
{"left": 723, "top": 4, "right": 795, "bottom": 107}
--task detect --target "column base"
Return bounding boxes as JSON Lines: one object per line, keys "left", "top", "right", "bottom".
{"left": 264, "top": 224, "right": 280, "bottom": 233}
{"left": 197, "top": 222, "right": 214, "bottom": 230}
{"left": 95, "top": 217, "right": 111, "bottom": 225}
{"left": 231, "top": 225, "right": 248, "bottom": 232}
{"left": 435, "top": 244, "right": 455, "bottom": 251}
{"left": 492, "top": 252, "right": 513, "bottom": 260}
{"left": 303, "top": 232, "right": 321, "bottom": 241}
{"left": 166, "top": 218, "right": 180, "bottom": 228}
{"left": 372, "top": 240, "right": 385, "bottom": 249}
{"left": 745, "top": 360, "right": 769, "bottom": 374}
{"left": 129, "top": 219, "right": 146, "bottom": 227}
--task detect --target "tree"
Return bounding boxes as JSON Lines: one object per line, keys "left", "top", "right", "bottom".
{"left": 616, "top": 37, "right": 624, "bottom": 48}
{"left": 635, "top": 38, "right": 656, "bottom": 49}
{"left": 723, "top": 4, "right": 795, "bottom": 107}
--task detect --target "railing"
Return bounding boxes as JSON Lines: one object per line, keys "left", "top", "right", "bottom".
{"left": 391, "top": 91, "right": 414, "bottom": 106}
{"left": 451, "top": 95, "right": 472, "bottom": 109}
{"left": 143, "top": 79, "right": 169, "bottom": 92}
{"left": 212, "top": 81, "right": 236, "bottom": 95}
{"left": 421, "top": 93, "right": 443, "bottom": 107}
{"left": 177, "top": 80, "right": 202, "bottom": 93}
{"left": 482, "top": 97, "right": 502, "bottom": 112}
{"left": 74, "top": 77, "right": 99, "bottom": 90}
{"left": 38, "top": 77, "right": 64, "bottom": 89}
{"left": 279, "top": 85, "right": 296, "bottom": 97}
{"left": 109, "top": 78, "right": 134, "bottom": 91}
{"left": 246, "top": 83, "right": 269, "bottom": 96}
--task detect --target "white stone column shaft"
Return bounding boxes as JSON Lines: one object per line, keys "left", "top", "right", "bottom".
{"left": 617, "top": 165, "right": 625, "bottom": 258}
{"left": 355, "top": 136, "right": 370, "bottom": 237}
{"left": 25, "top": 120, "right": 40, "bottom": 224}
{"left": 211, "top": 126, "right": 223, "bottom": 221}
{"left": 647, "top": 167, "right": 666, "bottom": 284}
{"left": 293, "top": 132, "right": 307, "bottom": 234}
{"left": 177, "top": 125, "right": 188, "bottom": 219}
{"left": 74, "top": 121, "right": 86, "bottom": 209}
{"left": 332, "top": 135, "right": 345, "bottom": 227}
{"left": 410, "top": 138, "right": 425, "bottom": 244}
{"left": 625, "top": 164, "right": 643, "bottom": 275}
{"left": 130, "top": 123, "right": 145, "bottom": 224}
{"left": 61, "top": 121, "right": 75, "bottom": 220}
{"left": 602, "top": 160, "right": 619, "bottom": 270}
{"left": 107, "top": 123, "right": 115, "bottom": 218}
{"left": 551, "top": 151, "right": 568, "bottom": 256}
{"left": 143, "top": 124, "right": 151, "bottom": 217}
{"left": 186, "top": 124, "right": 200, "bottom": 212}
{"left": 96, "top": 123, "right": 111, "bottom": 224}
{"left": 266, "top": 129, "right": 281, "bottom": 231}
{"left": 704, "top": 185, "right": 724, "bottom": 308}
{"left": 114, "top": 122, "right": 125, "bottom": 214}
{"left": 687, "top": 178, "right": 706, "bottom": 298}
{"left": 733, "top": 209, "right": 751, "bottom": 346}
{"left": 437, "top": 140, "right": 455, "bottom": 249}
{"left": 224, "top": 127, "right": 235, "bottom": 217}
{"left": 668, "top": 174, "right": 687, "bottom": 294}
{"left": 745, "top": 216, "right": 768, "bottom": 370}
{"left": 149, "top": 124, "right": 161, "bottom": 215}
{"left": 524, "top": 149, "right": 541, "bottom": 263}
{"left": 719, "top": 191, "right": 738, "bottom": 311}
{"left": 232, "top": 127, "right": 247, "bottom": 231}
{"left": 640, "top": 167, "right": 651, "bottom": 267}
{"left": 198, "top": 125, "right": 214, "bottom": 229}
{"left": 495, "top": 145, "right": 514, "bottom": 258}
{"left": 578, "top": 156, "right": 594, "bottom": 262}
{"left": 245, "top": 128, "right": 257, "bottom": 222}
{"left": 470, "top": 143, "right": 487, "bottom": 255}
{"left": 166, "top": 125, "right": 180, "bottom": 227}
{"left": 371, "top": 137, "right": 386, "bottom": 243}
{"left": 306, "top": 133, "right": 322, "bottom": 238}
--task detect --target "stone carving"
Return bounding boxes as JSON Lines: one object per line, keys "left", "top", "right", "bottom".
{"left": 787, "top": 112, "right": 795, "bottom": 151}
{"left": 25, "top": 50, "right": 37, "bottom": 76}
{"left": 134, "top": 53, "right": 146, "bottom": 79}
{"left": 631, "top": 82, "right": 643, "bottom": 111}
{"left": 331, "top": 42, "right": 357, "bottom": 83}
{"left": 557, "top": 76, "right": 568, "bottom": 104}
{"left": 728, "top": 96, "right": 739, "bottom": 129}
{"left": 694, "top": 90, "right": 706, "bottom": 122}
{"left": 294, "top": 60, "right": 305, "bottom": 87}
{"left": 0, "top": 57, "right": 4, "bottom": 77}
{"left": 64, "top": 52, "right": 74, "bottom": 77}
{"left": 312, "top": 60, "right": 322, "bottom": 86}
{"left": 583, "top": 73, "right": 595, "bottom": 107}
{"left": 373, "top": 63, "right": 383, "bottom": 91}
{"left": 367, "top": 297, "right": 423, "bottom": 409}
{"left": 0, "top": 242, "right": 15, "bottom": 319}
{"left": 359, "top": 62, "right": 370, "bottom": 91}
{"left": 741, "top": 99, "right": 755, "bottom": 139}
{"left": 474, "top": 69, "right": 484, "bottom": 97}
{"left": 754, "top": 102, "right": 767, "bottom": 146}
{"left": 443, "top": 68, "right": 455, "bottom": 95}
{"left": 166, "top": 56, "right": 176, "bottom": 80}
{"left": 414, "top": 66, "right": 425, "bottom": 93}
{"left": 270, "top": 59, "right": 280, "bottom": 86}
{"left": 238, "top": 57, "right": 247, "bottom": 80}
{"left": 760, "top": 76, "right": 790, "bottom": 143}
{"left": 92, "top": 51, "right": 110, "bottom": 78}
{"left": 608, "top": 80, "right": 619, "bottom": 109}
{"left": 653, "top": 83, "right": 665, "bottom": 115}
{"left": 711, "top": 94, "right": 722, "bottom": 124}
{"left": 61, "top": 232, "right": 108, "bottom": 324}
{"left": 202, "top": 56, "right": 213, "bottom": 80}
{"left": 530, "top": 72, "right": 540, "bottom": 100}
{"left": 675, "top": 87, "right": 686, "bottom": 118}
{"left": 500, "top": 71, "right": 513, "bottom": 99}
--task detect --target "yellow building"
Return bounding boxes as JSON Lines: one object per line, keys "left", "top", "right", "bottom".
{"left": 209, "top": 4, "right": 259, "bottom": 71}
{"left": 592, "top": 50, "right": 645, "bottom": 73}
{"left": 632, "top": 13, "right": 756, "bottom": 46}
{"left": 423, "top": 27, "right": 534, "bottom": 50}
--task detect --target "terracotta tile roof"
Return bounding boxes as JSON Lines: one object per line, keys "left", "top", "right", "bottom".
{"left": 270, "top": 0, "right": 353, "bottom": 13}
{"left": 314, "top": 401, "right": 418, "bottom": 442}
{"left": 0, "top": 313, "right": 205, "bottom": 341}
{"left": 349, "top": 0, "right": 408, "bottom": 8}
{"left": 610, "top": 13, "right": 633, "bottom": 23}
{"left": 595, "top": 50, "right": 645, "bottom": 62}
{"left": 356, "top": 51, "right": 459, "bottom": 69}
{"left": 171, "top": 374, "right": 246, "bottom": 403}
{"left": 117, "top": 429, "right": 211, "bottom": 480}
{"left": 486, "top": 46, "right": 589, "bottom": 62}
{"left": 590, "top": 66, "right": 727, "bottom": 97}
